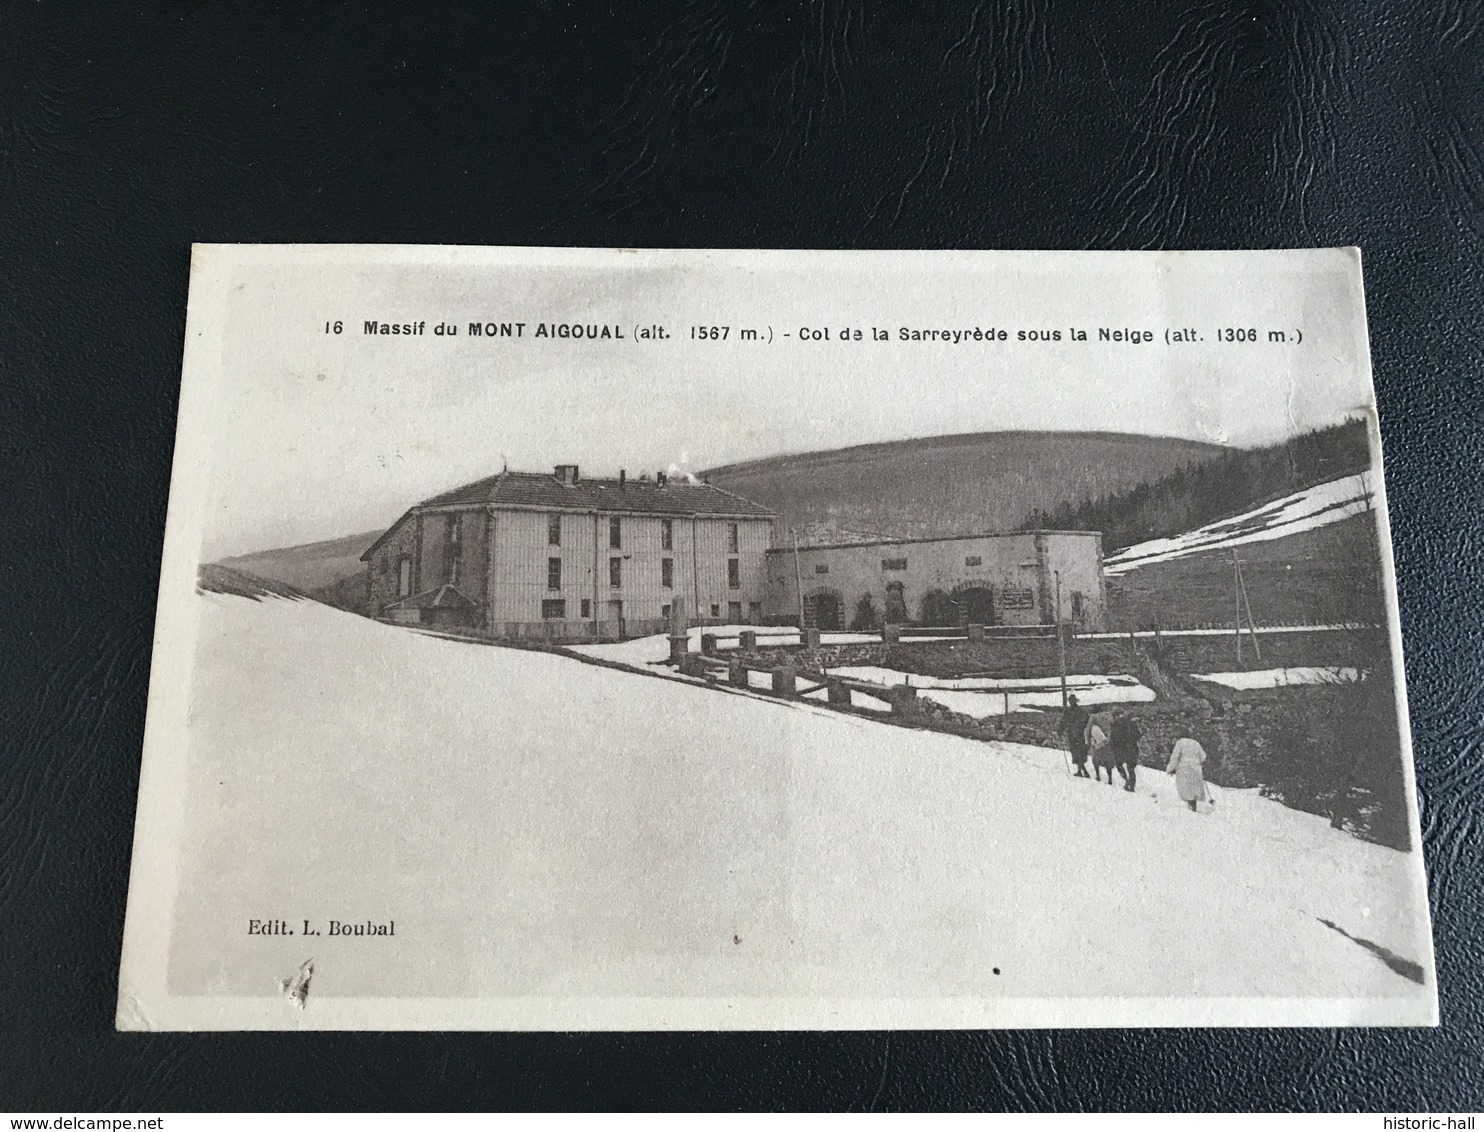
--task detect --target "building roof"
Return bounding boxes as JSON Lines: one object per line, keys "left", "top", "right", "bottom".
{"left": 361, "top": 469, "right": 773, "bottom": 560}
{"left": 383, "top": 584, "right": 477, "bottom": 611}
{"left": 422, "top": 470, "right": 775, "bottom": 517}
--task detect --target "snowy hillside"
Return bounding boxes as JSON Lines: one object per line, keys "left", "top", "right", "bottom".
{"left": 168, "top": 592, "right": 1431, "bottom": 1022}
{"left": 1105, "top": 472, "right": 1373, "bottom": 576}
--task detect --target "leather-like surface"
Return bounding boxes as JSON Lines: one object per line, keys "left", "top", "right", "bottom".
{"left": 1, "top": 1, "right": 1480, "bottom": 1111}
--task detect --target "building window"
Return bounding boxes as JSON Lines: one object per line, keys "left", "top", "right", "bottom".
{"left": 710, "top": 603, "right": 720, "bottom": 617}
{"left": 965, "top": 555, "right": 982, "bottom": 567}
{"left": 397, "top": 557, "right": 412, "bottom": 597}
{"left": 378, "top": 557, "right": 388, "bottom": 576}
{"left": 541, "top": 599, "right": 566, "bottom": 620}
{"left": 728, "top": 601, "right": 742, "bottom": 621}
{"left": 661, "top": 604, "right": 670, "bottom": 619}
{"left": 610, "top": 556, "right": 622, "bottom": 589}
{"left": 580, "top": 598, "right": 591, "bottom": 618}
{"left": 882, "top": 557, "right": 908, "bottom": 571}
{"left": 814, "top": 564, "right": 829, "bottom": 575}
{"left": 548, "top": 514, "right": 561, "bottom": 546}
{"left": 728, "top": 522, "right": 739, "bottom": 552}
{"left": 447, "top": 550, "right": 460, "bottom": 587}
{"left": 547, "top": 557, "right": 561, "bottom": 591}
{"left": 609, "top": 517, "right": 622, "bottom": 549}
{"left": 1071, "top": 591, "right": 1086, "bottom": 620}
{"left": 661, "top": 518, "right": 673, "bottom": 550}
{"left": 447, "top": 513, "right": 462, "bottom": 544}
{"left": 661, "top": 557, "right": 674, "bottom": 588}
{"left": 727, "top": 558, "right": 740, "bottom": 589}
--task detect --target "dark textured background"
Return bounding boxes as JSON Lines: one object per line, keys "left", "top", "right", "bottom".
{"left": 1, "top": 0, "right": 1480, "bottom": 1112}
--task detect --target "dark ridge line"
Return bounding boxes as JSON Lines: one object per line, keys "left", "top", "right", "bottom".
{"left": 701, "top": 429, "right": 1229, "bottom": 478}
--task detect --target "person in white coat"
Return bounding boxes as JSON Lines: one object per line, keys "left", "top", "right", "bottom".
{"left": 1166, "top": 736, "right": 1209, "bottom": 812}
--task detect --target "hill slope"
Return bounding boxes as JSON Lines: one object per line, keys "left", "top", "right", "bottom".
{"left": 1105, "top": 473, "right": 1384, "bottom": 630}
{"left": 704, "top": 431, "right": 1224, "bottom": 543}
{"left": 161, "top": 590, "right": 1432, "bottom": 1022}
{"left": 214, "top": 529, "right": 381, "bottom": 593}
{"left": 1023, "top": 419, "right": 1371, "bottom": 552}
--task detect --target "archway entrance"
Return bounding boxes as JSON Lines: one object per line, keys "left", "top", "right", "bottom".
{"left": 957, "top": 585, "right": 996, "bottom": 626}
{"left": 807, "top": 590, "right": 843, "bottom": 631}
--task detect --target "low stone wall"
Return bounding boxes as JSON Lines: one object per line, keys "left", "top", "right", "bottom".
{"left": 737, "top": 627, "right": 1382, "bottom": 681}
{"left": 823, "top": 687, "right": 1334, "bottom": 792}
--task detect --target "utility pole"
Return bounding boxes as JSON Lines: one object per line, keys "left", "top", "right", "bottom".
{"left": 791, "top": 527, "right": 807, "bottom": 631}
{"left": 1235, "top": 552, "right": 1263, "bottom": 662}
{"left": 1233, "top": 548, "right": 1243, "bottom": 664}
{"left": 1055, "top": 569, "right": 1068, "bottom": 708}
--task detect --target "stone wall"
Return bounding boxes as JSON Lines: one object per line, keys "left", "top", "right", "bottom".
{"left": 733, "top": 627, "right": 1382, "bottom": 681}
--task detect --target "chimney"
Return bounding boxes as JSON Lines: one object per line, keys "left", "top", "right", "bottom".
{"left": 554, "top": 464, "right": 579, "bottom": 485}
{"left": 657, "top": 471, "right": 667, "bottom": 487}
{"left": 619, "top": 469, "right": 627, "bottom": 489}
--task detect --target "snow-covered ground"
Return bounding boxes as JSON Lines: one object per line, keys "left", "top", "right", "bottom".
{"left": 826, "top": 666, "right": 1156, "bottom": 718}
{"left": 1082, "top": 625, "right": 1354, "bottom": 639}
{"left": 1104, "top": 472, "right": 1373, "bottom": 576}
{"left": 169, "top": 592, "right": 1432, "bottom": 1019}
{"left": 919, "top": 684, "right": 1154, "bottom": 719}
{"left": 1193, "top": 666, "right": 1360, "bottom": 690}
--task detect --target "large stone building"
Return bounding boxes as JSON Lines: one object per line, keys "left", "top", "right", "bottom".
{"left": 362, "top": 464, "right": 775, "bottom": 641}
{"left": 765, "top": 530, "right": 1106, "bottom": 632}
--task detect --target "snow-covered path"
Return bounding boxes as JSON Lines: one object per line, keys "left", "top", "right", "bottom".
{"left": 169, "top": 593, "right": 1432, "bottom": 1023}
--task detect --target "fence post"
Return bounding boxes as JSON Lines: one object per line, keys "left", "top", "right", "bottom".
{"left": 669, "top": 597, "right": 690, "bottom": 664}
{"left": 889, "top": 685, "right": 920, "bottom": 717}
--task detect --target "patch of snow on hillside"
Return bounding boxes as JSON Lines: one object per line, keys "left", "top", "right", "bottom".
{"left": 1195, "top": 666, "right": 1360, "bottom": 690}
{"left": 1104, "top": 472, "right": 1373, "bottom": 576}
{"left": 168, "top": 592, "right": 1431, "bottom": 1013}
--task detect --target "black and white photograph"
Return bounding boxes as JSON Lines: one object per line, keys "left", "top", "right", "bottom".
{"left": 117, "top": 245, "right": 1436, "bottom": 1030}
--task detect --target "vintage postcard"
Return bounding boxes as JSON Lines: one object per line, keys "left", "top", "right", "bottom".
{"left": 118, "top": 245, "right": 1436, "bottom": 1029}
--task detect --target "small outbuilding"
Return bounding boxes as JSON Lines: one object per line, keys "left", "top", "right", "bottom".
{"left": 765, "top": 530, "right": 1106, "bottom": 631}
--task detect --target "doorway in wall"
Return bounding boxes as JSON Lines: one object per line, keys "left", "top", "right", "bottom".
{"left": 957, "top": 585, "right": 996, "bottom": 626}
{"left": 807, "top": 590, "right": 843, "bottom": 631}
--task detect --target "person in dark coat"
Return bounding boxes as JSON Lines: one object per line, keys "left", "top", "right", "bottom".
{"left": 1060, "top": 694, "right": 1091, "bottom": 777}
{"left": 1109, "top": 708, "right": 1143, "bottom": 792}
{"left": 1088, "top": 708, "right": 1117, "bottom": 784}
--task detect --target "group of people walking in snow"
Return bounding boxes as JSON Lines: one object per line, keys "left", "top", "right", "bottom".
{"left": 1058, "top": 694, "right": 1211, "bottom": 811}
